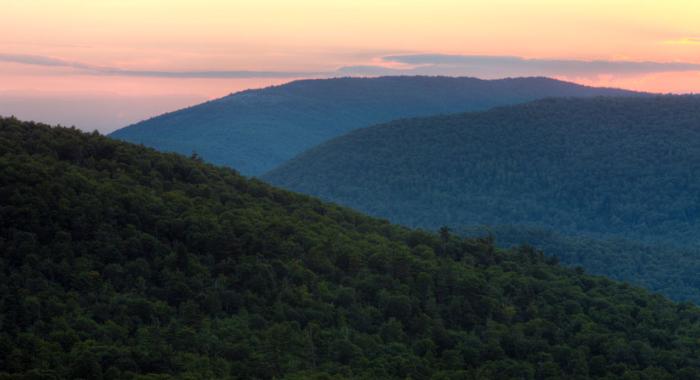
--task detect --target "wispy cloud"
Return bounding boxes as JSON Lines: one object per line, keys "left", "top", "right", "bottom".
{"left": 337, "top": 54, "right": 700, "bottom": 78}
{"left": 0, "top": 53, "right": 326, "bottom": 78}
{"left": 0, "top": 53, "right": 94, "bottom": 70}
{"left": 4, "top": 52, "right": 700, "bottom": 80}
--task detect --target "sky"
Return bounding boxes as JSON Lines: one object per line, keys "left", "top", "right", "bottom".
{"left": 2, "top": 0, "right": 700, "bottom": 132}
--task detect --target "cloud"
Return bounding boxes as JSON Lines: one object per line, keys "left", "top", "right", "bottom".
{"left": 4, "top": 52, "right": 700, "bottom": 80}
{"left": 0, "top": 53, "right": 325, "bottom": 78}
{"left": 0, "top": 53, "right": 94, "bottom": 70}
{"left": 366, "top": 54, "right": 700, "bottom": 78}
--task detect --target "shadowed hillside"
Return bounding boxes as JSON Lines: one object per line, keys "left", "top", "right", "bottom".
{"left": 3, "top": 117, "right": 700, "bottom": 379}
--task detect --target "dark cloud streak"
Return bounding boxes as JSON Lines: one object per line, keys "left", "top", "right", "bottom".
{"left": 0, "top": 53, "right": 94, "bottom": 69}
{"left": 377, "top": 54, "right": 700, "bottom": 77}
{"left": 0, "top": 53, "right": 326, "bottom": 78}
{"left": 3, "top": 52, "right": 700, "bottom": 79}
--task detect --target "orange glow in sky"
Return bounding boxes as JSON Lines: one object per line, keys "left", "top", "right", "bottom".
{"left": 2, "top": 0, "right": 700, "bottom": 131}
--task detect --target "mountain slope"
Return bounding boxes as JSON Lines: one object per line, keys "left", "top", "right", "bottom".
{"left": 461, "top": 225, "right": 700, "bottom": 303}
{"left": 3, "top": 117, "right": 700, "bottom": 379}
{"left": 265, "top": 96, "right": 700, "bottom": 244}
{"left": 264, "top": 96, "right": 700, "bottom": 301}
{"left": 110, "top": 76, "right": 641, "bottom": 175}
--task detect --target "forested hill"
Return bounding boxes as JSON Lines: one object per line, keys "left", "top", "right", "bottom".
{"left": 109, "top": 76, "right": 641, "bottom": 175}
{"left": 460, "top": 224, "right": 700, "bottom": 304}
{"left": 265, "top": 95, "right": 700, "bottom": 246}
{"left": 264, "top": 95, "right": 700, "bottom": 304}
{"left": 3, "top": 118, "right": 700, "bottom": 379}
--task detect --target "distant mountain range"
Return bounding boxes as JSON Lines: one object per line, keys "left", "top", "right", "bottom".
{"left": 264, "top": 96, "right": 700, "bottom": 302}
{"left": 5, "top": 117, "right": 700, "bottom": 379}
{"left": 110, "top": 76, "right": 642, "bottom": 175}
{"left": 265, "top": 96, "right": 700, "bottom": 245}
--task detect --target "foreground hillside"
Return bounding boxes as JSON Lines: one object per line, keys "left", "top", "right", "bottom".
{"left": 110, "top": 76, "right": 640, "bottom": 175}
{"left": 3, "top": 118, "right": 700, "bottom": 379}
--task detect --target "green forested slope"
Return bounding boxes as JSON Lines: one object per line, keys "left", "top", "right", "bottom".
{"left": 2, "top": 117, "right": 700, "bottom": 380}
{"left": 110, "top": 76, "right": 641, "bottom": 175}
{"left": 461, "top": 225, "right": 700, "bottom": 303}
{"left": 264, "top": 96, "right": 700, "bottom": 302}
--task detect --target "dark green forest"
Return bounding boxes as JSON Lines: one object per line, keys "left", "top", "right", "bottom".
{"left": 3, "top": 117, "right": 700, "bottom": 379}
{"left": 461, "top": 225, "right": 700, "bottom": 303}
{"left": 110, "top": 76, "right": 640, "bottom": 175}
{"left": 264, "top": 96, "right": 700, "bottom": 302}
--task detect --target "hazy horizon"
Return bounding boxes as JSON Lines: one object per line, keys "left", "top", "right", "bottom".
{"left": 3, "top": 0, "right": 700, "bottom": 132}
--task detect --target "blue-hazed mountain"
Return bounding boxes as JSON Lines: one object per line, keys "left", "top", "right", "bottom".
{"left": 110, "top": 76, "right": 641, "bottom": 175}
{"left": 264, "top": 96, "right": 700, "bottom": 302}
{"left": 264, "top": 95, "right": 700, "bottom": 244}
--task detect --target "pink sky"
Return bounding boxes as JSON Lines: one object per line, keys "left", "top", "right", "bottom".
{"left": 2, "top": 0, "right": 699, "bottom": 132}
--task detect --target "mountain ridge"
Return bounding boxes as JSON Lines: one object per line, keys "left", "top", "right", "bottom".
{"left": 110, "top": 76, "right": 644, "bottom": 175}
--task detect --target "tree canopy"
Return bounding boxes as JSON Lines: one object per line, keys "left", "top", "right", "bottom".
{"left": 265, "top": 95, "right": 700, "bottom": 303}
{"left": 2, "top": 117, "right": 700, "bottom": 379}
